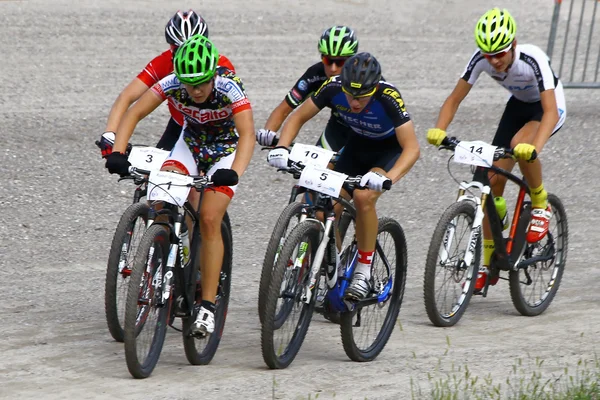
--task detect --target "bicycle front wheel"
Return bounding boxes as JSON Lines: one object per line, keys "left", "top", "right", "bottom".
{"left": 509, "top": 194, "right": 568, "bottom": 316}
{"left": 261, "top": 220, "right": 322, "bottom": 369}
{"left": 123, "top": 224, "right": 171, "bottom": 379}
{"left": 423, "top": 201, "right": 480, "bottom": 327}
{"left": 105, "top": 202, "right": 149, "bottom": 342}
{"left": 340, "top": 217, "right": 407, "bottom": 362}
{"left": 258, "top": 201, "right": 306, "bottom": 324}
{"left": 183, "top": 219, "right": 233, "bottom": 365}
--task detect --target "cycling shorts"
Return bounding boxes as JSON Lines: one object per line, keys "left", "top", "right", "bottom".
{"left": 315, "top": 117, "right": 353, "bottom": 152}
{"left": 155, "top": 117, "right": 182, "bottom": 151}
{"left": 333, "top": 133, "right": 401, "bottom": 177}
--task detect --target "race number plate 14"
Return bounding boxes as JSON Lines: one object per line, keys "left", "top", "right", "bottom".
{"left": 453, "top": 140, "right": 497, "bottom": 167}
{"left": 147, "top": 170, "right": 193, "bottom": 207}
{"left": 299, "top": 165, "right": 348, "bottom": 197}
{"left": 128, "top": 146, "right": 170, "bottom": 171}
{"left": 289, "top": 143, "right": 335, "bottom": 168}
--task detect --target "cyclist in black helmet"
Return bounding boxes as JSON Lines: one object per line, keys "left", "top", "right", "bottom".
{"left": 267, "top": 52, "right": 420, "bottom": 300}
{"left": 256, "top": 25, "right": 358, "bottom": 151}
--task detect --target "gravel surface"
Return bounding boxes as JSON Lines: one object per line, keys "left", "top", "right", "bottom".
{"left": 2, "top": 0, "right": 599, "bottom": 399}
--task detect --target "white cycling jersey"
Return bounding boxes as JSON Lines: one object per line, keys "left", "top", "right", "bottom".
{"left": 461, "top": 44, "right": 559, "bottom": 103}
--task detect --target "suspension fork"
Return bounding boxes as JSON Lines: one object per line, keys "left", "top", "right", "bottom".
{"left": 303, "top": 216, "right": 336, "bottom": 305}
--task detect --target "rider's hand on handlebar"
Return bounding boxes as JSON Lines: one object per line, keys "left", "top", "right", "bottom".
{"left": 360, "top": 171, "right": 390, "bottom": 192}
{"left": 210, "top": 168, "right": 239, "bottom": 186}
{"left": 256, "top": 129, "right": 278, "bottom": 147}
{"left": 105, "top": 152, "right": 131, "bottom": 177}
{"left": 513, "top": 143, "right": 537, "bottom": 162}
{"left": 267, "top": 146, "right": 290, "bottom": 169}
{"left": 427, "top": 128, "right": 447, "bottom": 147}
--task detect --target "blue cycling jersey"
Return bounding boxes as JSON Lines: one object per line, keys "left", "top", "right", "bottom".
{"left": 311, "top": 76, "right": 411, "bottom": 140}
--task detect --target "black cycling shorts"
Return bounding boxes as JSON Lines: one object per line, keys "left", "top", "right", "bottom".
{"left": 156, "top": 117, "right": 183, "bottom": 151}
{"left": 333, "top": 133, "right": 401, "bottom": 177}
{"left": 492, "top": 96, "right": 561, "bottom": 149}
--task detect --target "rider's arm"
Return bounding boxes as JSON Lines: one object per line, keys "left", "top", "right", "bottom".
{"left": 264, "top": 100, "right": 294, "bottom": 132}
{"left": 386, "top": 121, "right": 420, "bottom": 184}
{"left": 434, "top": 78, "right": 472, "bottom": 130}
{"left": 532, "top": 89, "right": 559, "bottom": 153}
{"left": 104, "top": 78, "right": 150, "bottom": 132}
{"left": 231, "top": 109, "right": 256, "bottom": 178}
{"left": 277, "top": 98, "right": 321, "bottom": 147}
{"left": 113, "top": 90, "right": 164, "bottom": 153}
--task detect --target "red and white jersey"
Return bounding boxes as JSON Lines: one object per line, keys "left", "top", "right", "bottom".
{"left": 137, "top": 49, "right": 236, "bottom": 125}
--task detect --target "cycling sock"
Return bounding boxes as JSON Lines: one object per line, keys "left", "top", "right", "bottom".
{"left": 530, "top": 183, "right": 548, "bottom": 209}
{"left": 483, "top": 239, "right": 495, "bottom": 267}
{"left": 200, "top": 300, "right": 216, "bottom": 314}
{"left": 355, "top": 249, "right": 374, "bottom": 279}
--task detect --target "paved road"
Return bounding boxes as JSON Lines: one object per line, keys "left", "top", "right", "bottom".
{"left": 2, "top": 0, "right": 599, "bottom": 399}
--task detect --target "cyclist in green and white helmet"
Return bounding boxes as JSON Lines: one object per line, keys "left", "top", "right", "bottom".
{"left": 256, "top": 25, "right": 359, "bottom": 150}
{"left": 107, "top": 34, "right": 255, "bottom": 336}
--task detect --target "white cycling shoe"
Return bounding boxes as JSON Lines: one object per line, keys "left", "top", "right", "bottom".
{"left": 192, "top": 306, "right": 215, "bottom": 336}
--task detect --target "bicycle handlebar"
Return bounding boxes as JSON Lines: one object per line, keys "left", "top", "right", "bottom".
{"left": 126, "top": 166, "right": 238, "bottom": 190}
{"left": 284, "top": 160, "right": 392, "bottom": 191}
{"left": 440, "top": 136, "right": 537, "bottom": 162}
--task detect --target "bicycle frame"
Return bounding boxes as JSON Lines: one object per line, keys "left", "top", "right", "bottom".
{"left": 457, "top": 165, "right": 531, "bottom": 272}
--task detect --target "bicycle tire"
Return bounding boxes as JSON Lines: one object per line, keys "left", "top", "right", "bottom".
{"left": 105, "top": 202, "right": 149, "bottom": 342}
{"left": 340, "top": 217, "right": 407, "bottom": 362}
{"left": 258, "top": 202, "right": 306, "bottom": 324}
{"left": 123, "top": 224, "right": 171, "bottom": 379}
{"left": 423, "top": 201, "right": 480, "bottom": 327}
{"left": 509, "top": 193, "right": 568, "bottom": 316}
{"left": 182, "top": 218, "right": 233, "bottom": 365}
{"left": 261, "top": 220, "right": 322, "bottom": 369}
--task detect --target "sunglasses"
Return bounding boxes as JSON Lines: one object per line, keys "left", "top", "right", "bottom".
{"left": 342, "top": 86, "right": 377, "bottom": 99}
{"left": 322, "top": 56, "right": 349, "bottom": 66}
{"left": 483, "top": 47, "right": 511, "bottom": 60}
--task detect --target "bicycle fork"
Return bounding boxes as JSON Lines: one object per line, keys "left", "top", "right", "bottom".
{"left": 302, "top": 217, "right": 336, "bottom": 305}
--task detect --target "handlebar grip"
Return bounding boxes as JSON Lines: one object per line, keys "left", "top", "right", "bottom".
{"left": 383, "top": 179, "right": 392, "bottom": 191}
{"left": 529, "top": 149, "right": 538, "bottom": 161}
{"left": 441, "top": 136, "right": 452, "bottom": 147}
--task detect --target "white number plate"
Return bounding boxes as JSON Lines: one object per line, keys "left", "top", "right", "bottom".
{"left": 298, "top": 165, "right": 348, "bottom": 197}
{"left": 128, "top": 146, "right": 170, "bottom": 172}
{"left": 453, "top": 140, "right": 496, "bottom": 167}
{"left": 147, "top": 170, "right": 193, "bottom": 207}
{"left": 289, "top": 143, "right": 335, "bottom": 168}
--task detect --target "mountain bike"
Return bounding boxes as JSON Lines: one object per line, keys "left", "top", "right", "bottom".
{"left": 101, "top": 145, "right": 232, "bottom": 343}
{"left": 257, "top": 143, "right": 353, "bottom": 324}
{"left": 423, "top": 136, "right": 568, "bottom": 327}
{"left": 260, "top": 160, "right": 407, "bottom": 369}
{"left": 122, "top": 166, "right": 235, "bottom": 379}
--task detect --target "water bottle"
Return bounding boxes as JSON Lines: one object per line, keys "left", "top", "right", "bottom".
{"left": 494, "top": 196, "right": 509, "bottom": 232}
{"left": 180, "top": 227, "right": 191, "bottom": 266}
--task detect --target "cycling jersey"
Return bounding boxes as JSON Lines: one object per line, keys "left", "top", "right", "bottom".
{"left": 151, "top": 67, "right": 251, "bottom": 171}
{"left": 311, "top": 76, "right": 411, "bottom": 140}
{"left": 137, "top": 49, "right": 235, "bottom": 125}
{"left": 461, "top": 44, "right": 558, "bottom": 103}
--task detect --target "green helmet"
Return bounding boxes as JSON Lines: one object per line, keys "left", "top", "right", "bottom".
{"left": 474, "top": 8, "right": 517, "bottom": 53}
{"left": 173, "top": 34, "right": 219, "bottom": 85}
{"left": 318, "top": 25, "right": 359, "bottom": 57}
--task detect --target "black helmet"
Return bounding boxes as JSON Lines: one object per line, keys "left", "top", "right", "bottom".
{"left": 165, "top": 10, "right": 209, "bottom": 47}
{"left": 340, "top": 52, "right": 382, "bottom": 97}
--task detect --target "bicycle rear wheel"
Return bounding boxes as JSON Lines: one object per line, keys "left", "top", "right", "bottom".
{"left": 423, "top": 201, "right": 480, "bottom": 327}
{"left": 340, "top": 217, "right": 407, "bottom": 362}
{"left": 123, "top": 224, "right": 171, "bottom": 379}
{"left": 261, "top": 220, "right": 321, "bottom": 369}
{"left": 183, "top": 219, "right": 233, "bottom": 365}
{"left": 105, "top": 202, "right": 149, "bottom": 342}
{"left": 258, "top": 201, "right": 306, "bottom": 323}
{"left": 509, "top": 194, "right": 568, "bottom": 316}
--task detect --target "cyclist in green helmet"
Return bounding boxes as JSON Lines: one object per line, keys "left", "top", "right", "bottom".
{"left": 427, "top": 8, "right": 566, "bottom": 293}
{"left": 256, "top": 25, "right": 359, "bottom": 150}
{"left": 106, "top": 34, "right": 255, "bottom": 336}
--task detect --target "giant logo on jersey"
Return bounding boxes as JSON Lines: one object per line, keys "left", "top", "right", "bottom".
{"left": 217, "top": 79, "right": 246, "bottom": 103}
{"left": 382, "top": 88, "right": 406, "bottom": 112}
